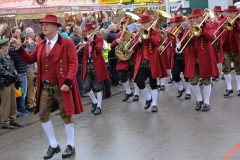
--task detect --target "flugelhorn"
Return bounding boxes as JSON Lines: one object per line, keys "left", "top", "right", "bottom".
{"left": 175, "top": 8, "right": 214, "bottom": 53}
{"left": 76, "top": 26, "right": 100, "bottom": 52}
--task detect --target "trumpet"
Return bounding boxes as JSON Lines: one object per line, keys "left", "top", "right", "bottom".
{"left": 212, "top": 13, "right": 240, "bottom": 44}
{"left": 175, "top": 8, "right": 214, "bottom": 53}
{"left": 76, "top": 26, "right": 100, "bottom": 52}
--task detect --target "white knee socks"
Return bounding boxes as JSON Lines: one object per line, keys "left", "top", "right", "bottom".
{"left": 177, "top": 81, "right": 184, "bottom": 91}
{"left": 203, "top": 85, "right": 211, "bottom": 105}
{"left": 134, "top": 82, "right": 139, "bottom": 96}
{"left": 87, "top": 90, "right": 98, "bottom": 104}
{"left": 191, "top": 85, "right": 202, "bottom": 101}
{"left": 161, "top": 78, "right": 166, "bottom": 86}
{"left": 236, "top": 75, "right": 240, "bottom": 90}
{"left": 141, "top": 87, "right": 151, "bottom": 100}
{"left": 97, "top": 92, "right": 102, "bottom": 108}
{"left": 64, "top": 123, "right": 74, "bottom": 147}
{"left": 185, "top": 82, "right": 192, "bottom": 94}
{"left": 151, "top": 89, "right": 158, "bottom": 106}
{"left": 167, "top": 69, "right": 172, "bottom": 78}
{"left": 224, "top": 73, "right": 232, "bottom": 90}
{"left": 122, "top": 81, "right": 131, "bottom": 94}
{"left": 42, "top": 120, "right": 58, "bottom": 148}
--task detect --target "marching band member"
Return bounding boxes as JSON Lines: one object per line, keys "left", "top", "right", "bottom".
{"left": 10, "top": 14, "right": 83, "bottom": 159}
{"left": 180, "top": 8, "right": 219, "bottom": 111}
{"left": 132, "top": 14, "right": 168, "bottom": 112}
{"left": 112, "top": 16, "right": 140, "bottom": 102}
{"left": 217, "top": 5, "right": 240, "bottom": 97}
{"left": 160, "top": 15, "right": 192, "bottom": 99}
{"left": 80, "top": 23, "right": 110, "bottom": 115}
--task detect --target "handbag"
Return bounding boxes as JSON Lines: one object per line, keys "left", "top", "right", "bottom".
{"left": 15, "top": 87, "right": 22, "bottom": 98}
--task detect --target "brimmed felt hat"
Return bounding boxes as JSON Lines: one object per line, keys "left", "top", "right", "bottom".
{"left": 213, "top": 6, "right": 223, "bottom": 12}
{"left": 168, "top": 18, "right": 175, "bottom": 23}
{"left": 83, "top": 23, "right": 97, "bottom": 31}
{"left": 0, "top": 38, "right": 9, "bottom": 47}
{"left": 39, "top": 14, "right": 62, "bottom": 27}
{"left": 225, "top": 5, "right": 239, "bottom": 12}
{"left": 120, "top": 16, "right": 128, "bottom": 23}
{"left": 137, "top": 14, "right": 152, "bottom": 23}
{"left": 172, "top": 15, "right": 185, "bottom": 22}
{"left": 188, "top": 8, "right": 205, "bottom": 18}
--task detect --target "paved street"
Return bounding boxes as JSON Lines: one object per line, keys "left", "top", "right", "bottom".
{"left": 1, "top": 73, "right": 240, "bottom": 160}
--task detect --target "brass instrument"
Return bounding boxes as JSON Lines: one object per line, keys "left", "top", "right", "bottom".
{"left": 175, "top": 8, "right": 214, "bottom": 53}
{"left": 126, "top": 10, "right": 172, "bottom": 51}
{"left": 115, "top": 12, "right": 140, "bottom": 61}
{"left": 76, "top": 26, "right": 100, "bottom": 52}
{"left": 212, "top": 13, "right": 240, "bottom": 44}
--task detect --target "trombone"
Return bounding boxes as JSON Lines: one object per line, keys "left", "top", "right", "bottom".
{"left": 175, "top": 8, "right": 214, "bottom": 53}
{"left": 212, "top": 12, "right": 240, "bottom": 44}
{"left": 76, "top": 26, "right": 100, "bottom": 52}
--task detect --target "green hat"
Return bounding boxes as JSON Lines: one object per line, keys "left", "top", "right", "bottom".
{"left": 0, "top": 38, "right": 9, "bottom": 47}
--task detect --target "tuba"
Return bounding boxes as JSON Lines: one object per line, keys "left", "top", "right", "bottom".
{"left": 115, "top": 12, "right": 140, "bottom": 61}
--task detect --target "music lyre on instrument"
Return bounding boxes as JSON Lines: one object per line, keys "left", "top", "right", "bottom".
{"left": 126, "top": 10, "right": 172, "bottom": 52}
{"left": 212, "top": 13, "right": 240, "bottom": 44}
{"left": 175, "top": 8, "right": 214, "bottom": 54}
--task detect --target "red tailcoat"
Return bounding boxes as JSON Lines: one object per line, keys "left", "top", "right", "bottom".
{"left": 81, "top": 35, "right": 110, "bottom": 82}
{"left": 16, "top": 35, "right": 83, "bottom": 116}
{"left": 112, "top": 31, "right": 130, "bottom": 71}
{"left": 132, "top": 28, "right": 168, "bottom": 79}
{"left": 217, "top": 18, "right": 240, "bottom": 63}
{"left": 181, "top": 22, "right": 219, "bottom": 78}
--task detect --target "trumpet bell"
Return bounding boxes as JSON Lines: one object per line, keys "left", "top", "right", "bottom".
{"left": 125, "top": 12, "right": 140, "bottom": 21}
{"left": 167, "top": 33, "right": 176, "bottom": 41}
{"left": 223, "top": 22, "right": 234, "bottom": 31}
{"left": 204, "top": 8, "right": 215, "bottom": 19}
{"left": 190, "top": 26, "right": 202, "bottom": 37}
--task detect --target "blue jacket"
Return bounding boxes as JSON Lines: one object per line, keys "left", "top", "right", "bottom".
{"left": 8, "top": 45, "right": 27, "bottom": 74}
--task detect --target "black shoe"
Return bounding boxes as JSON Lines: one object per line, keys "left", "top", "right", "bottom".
{"left": 224, "top": 89, "right": 233, "bottom": 97}
{"left": 238, "top": 90, "right": 240, "bottom": 96}
{"left": 177, "top": 88, "right": 185, "bottom": 98}
{"left": 10, "top": 122, "right": 22, "bottom": 127}
{"left": 160, "top": 85, "right": 165, "bottom": 91}
{"left": 212, "top": 76, "right": 219, "bottom": 81}
{"left": 199, "top": 79, "right": 203, "bottom": 86}
{"left": 231, "top": 67, "right": 234, "bottom": 71}
{"left": 151, "top": 105, "right": 158, "bottom": 112}
{"left": 94, "top": 107, "right": 101, "bottom": 115}
{"left": 168, "top": 77, "right": 174, "bottom": 84}
{"left": 122, "top": 92, "right": 133, "bottom": 102}
{"left": 195, "top": 101, "right": 203, "bottom": 111}
{"left": 27, "top": 107, "right": 35, "bottom": 112}
{"left": 185, "top": 94, "right": 191, "bottom": 100}
{"left": 202, "top": 103, "right": 210, "bottom": 112}
{"left": 43, "top": 145, "right": 61, "bottom": 159}
{"left": 221, "top": 74, "right": 225, "bottom": 80}
{"left": 157, "top": 84, "right": 161, "bottom": 89}
{"left": 91, "top": 103, "right": 97, "bottom": 113}
{"left": 133, "top": 95, "right": 139, "bottom": 102}
{"left": 62, "top": 145, "right": 75, "bottom": 158}
{"left": 1, "top": 124, "right": 15, "bottom": 129}
{"left": 144, "top": 97, "right": 152, "bottom": 109}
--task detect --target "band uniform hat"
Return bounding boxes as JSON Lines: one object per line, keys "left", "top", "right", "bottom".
{"left": 120, "top": 16, "right": 128, "bottom": 23}
{"left": 168, "top": 18, "right": 175, "bottom": 23}
{"left": 213, "top": 6, "right": 223, "bottom": 12}
{"left": 188, "top": 8, "right": 205, "bottom": 18}
{"left": 83, "top": 23, "right": 97, "bottom": 31}
{"left": 225, "top": 5, "right": 239, "bottom": 12}
{"left": 39, "top": 14, "right": 62, "bottom": 27}
{"left": 138, "top": 14, "right": 152, "bottom": 23}
{"left": 0, "top": 38, "right": 9, "bottom": 47}
{"left": 172, "top": 15, "right": 185, "bottom": 22}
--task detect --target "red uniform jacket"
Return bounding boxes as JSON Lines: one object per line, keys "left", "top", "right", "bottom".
{"left": 112, "top": 31, "right": 131, "bottom": 71}
{"left": 16, "top": 35, "right": 83, "bottom": 116}
{"left": 217, "top": 18, "right": 240, "bottom": 63}
{"left": 81, "top": 34, "right": 110, "bottom": 82}
{"left": 132, "top": 28, "right": 168, "bottom": 79}
{"left": 181, "top": 22, "right": 219, "bottom": 78}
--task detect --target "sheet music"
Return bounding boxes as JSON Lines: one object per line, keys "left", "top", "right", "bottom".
{"left": 127, "top": 23, "right": 140, "bottom": 33}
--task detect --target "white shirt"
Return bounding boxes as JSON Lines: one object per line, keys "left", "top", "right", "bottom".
{"left": 46, "top": 34, "right": 58, "bottom": 50}
{"left": 103, "top": 40, "right": 108, "bottom": 50}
